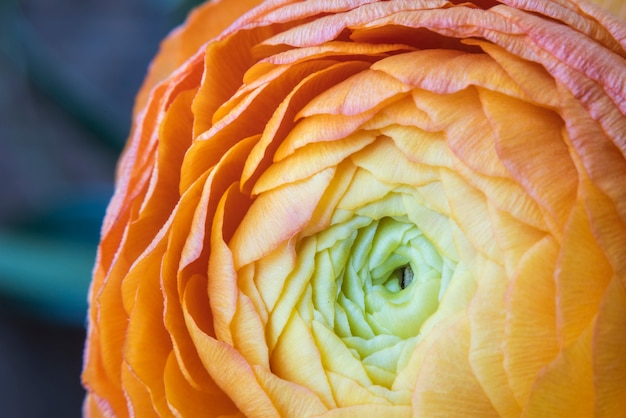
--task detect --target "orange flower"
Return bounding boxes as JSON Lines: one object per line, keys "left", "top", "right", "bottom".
{"left": 82, "top": 0, "right": 626, "bottom": 416}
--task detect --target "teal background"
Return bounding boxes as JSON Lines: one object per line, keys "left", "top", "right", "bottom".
{"left": 0, "top": 0, "right": 202, "bottom": 415}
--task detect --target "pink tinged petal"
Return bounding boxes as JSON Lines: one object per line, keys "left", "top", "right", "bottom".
{"left": 499, "top": 0, "right": 626, "bottom": 53}
{"left": 578, "top": 0, "right": 626, "bottom": 40}
{"left": 412, "top": 315, "right": 500, "bottom": 417}
{"left": 297, "top": 69, "right": 412, "bottom": 117}
{"left": 480, "top": 89, "right": 577, "bottom": 234}
{"left": 486, "top": 6, "right": 626, "bottom": 152}
{"left": 221, "top": 0, "right": 298, "bottom": 29}
{"left": 494, "top": 5, "right": 626, "bottom": 114}
{"left": 261, "top": 0, "right": 449, "bottom": 48}
{"left": 251, "top": 0, "right": 381, "bottom": 28}
{"left": 556, "top": 200, "right": 613, "bottom": 347}
{"left": 252, "top": 365, "right": 329, "bottom": 416}
{"left": 468, "top": 262, "right": 521, "bottom": 417}
{"left": 256, "top": 41, "right": 414, "bottom": 69}
{"left": 351, "top": 6, "right": 518, "bottom": 48}
{"left": 468, "top": 40, "right": 559, "bottom": 108}
{"left": 558, "top": 85, "right": 626, "bottom": 227}
{"left": 372, "top": 49, "right": 528, "bottom": 99}
{"left": 137, "top": 54, "right": 201, "bottom": 178}
{"left": 522, "top": 325, "right": 594, "bottom": 417}
{"left": 410, "top": 88, "right": 510, "bottom": 179}
{"left": 271, "top": 312, "right": 337, "bottom": 408}
{"left": 231, "top": 167, "right": 335, "bottom": 269}
{"left": 593, "top": 276, "right": 626, "bottom": 418}
{"left": 82, "top": 392, "right": 113, "bottom": 418}
{"left": 503, "top": 236, "right": 560, "bottom": 406}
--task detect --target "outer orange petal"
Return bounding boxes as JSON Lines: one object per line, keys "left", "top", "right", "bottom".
{"left": 123, "top": 245, "right": 172, "bottom": 416}
{"left": 163, "top": 353, "right": 236, "bottom": 417}
{"left": 184, "top": 275, "right": 279, "bottom": 416}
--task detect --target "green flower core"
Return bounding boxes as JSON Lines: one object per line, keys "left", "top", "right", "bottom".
{"left": 302, "top": 214, "right": 456, "bottom": 387}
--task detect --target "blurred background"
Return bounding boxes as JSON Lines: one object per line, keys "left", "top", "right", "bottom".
{"left": 0, "top": 0, "right": 201, "bottom": 415}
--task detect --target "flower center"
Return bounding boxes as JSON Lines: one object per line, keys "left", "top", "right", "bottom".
{"left": 303, "top": 214, "right": 456, "bottom": 387}
{"left": 399, "top": 265, "right": 414, "bottom": 289}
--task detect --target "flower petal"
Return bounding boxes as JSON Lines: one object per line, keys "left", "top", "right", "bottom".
{"left": 523, "top": 325, "right": 594, "bottom": 417}
{"left": 593, "top": 275, "right": 626, "bottom": 417}
{"left": 412, "top": 314, "right": 499, "bottom": 417}
{"left": 503, "top": 236, "right": 560, "bottom": 406}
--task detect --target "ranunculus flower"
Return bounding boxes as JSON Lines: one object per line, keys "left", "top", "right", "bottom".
{"left": 82, "top": 0, "right": 626, "bottom": 416}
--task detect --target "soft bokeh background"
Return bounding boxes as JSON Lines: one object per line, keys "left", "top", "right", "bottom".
{"left": 0, "top": 0, "right": 200, "bottom": 415}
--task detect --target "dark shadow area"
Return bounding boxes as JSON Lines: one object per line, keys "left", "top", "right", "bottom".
{"left": 0, "top": 0, "right": 204, "bottom": 416}
{"left": 0, "top": 304, "right": 87, "bottom": 418}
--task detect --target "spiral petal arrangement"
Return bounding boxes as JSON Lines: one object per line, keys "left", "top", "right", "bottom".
{"left": 82, "top": 0, "right": 626, "bottom": 416}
